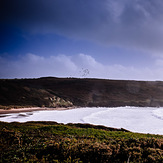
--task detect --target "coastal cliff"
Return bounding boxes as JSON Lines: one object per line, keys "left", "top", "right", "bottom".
{"left": 1, "top": 77, "right": 163, "bottom": 108}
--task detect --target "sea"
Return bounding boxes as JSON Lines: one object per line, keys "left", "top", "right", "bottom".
{"left": 1, "top": 106, "right": 163, "bottom": 135}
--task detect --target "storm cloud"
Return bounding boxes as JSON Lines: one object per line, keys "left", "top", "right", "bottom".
{"left": 1, "top": 0, "right": 163, "bottom": 55}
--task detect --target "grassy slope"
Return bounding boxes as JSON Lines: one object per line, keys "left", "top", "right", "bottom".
{"left": 1, "top": 77, "right": 163, "bottom": 108}
{"left": 0, "top": 121, "right": 163, "bottom": 162}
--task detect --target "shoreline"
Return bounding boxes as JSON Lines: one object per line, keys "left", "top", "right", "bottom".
{"left": 0, "top": 107, "right": 75, "bottom": 114}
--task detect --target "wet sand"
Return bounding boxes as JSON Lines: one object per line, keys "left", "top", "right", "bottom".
{"left": 0, "top": 107, "right": 74, "bottom": 114}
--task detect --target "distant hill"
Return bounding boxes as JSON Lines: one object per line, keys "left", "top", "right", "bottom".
{"left": 1, "top": 77, "right": 163, "bottom": 108}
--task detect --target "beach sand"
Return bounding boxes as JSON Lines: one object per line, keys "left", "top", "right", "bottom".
{"left": 0, "top": 107, "right": 74, "bottom": 114}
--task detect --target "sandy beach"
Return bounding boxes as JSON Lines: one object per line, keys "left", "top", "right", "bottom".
{"left": 0, "top": 107, "right": 74, "bottom": 114}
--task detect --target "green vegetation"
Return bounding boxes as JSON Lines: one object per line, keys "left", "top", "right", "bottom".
{"left": 0, "top": 121, "right": 163, "bottom": 162}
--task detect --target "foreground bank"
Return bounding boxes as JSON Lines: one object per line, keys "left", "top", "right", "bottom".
{"left": 0, "top": 121, "right": 163, "bottom": 162}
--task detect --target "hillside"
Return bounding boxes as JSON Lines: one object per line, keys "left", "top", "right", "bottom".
{"left": 1, "top": 77, "right": 163, "bottom": 108}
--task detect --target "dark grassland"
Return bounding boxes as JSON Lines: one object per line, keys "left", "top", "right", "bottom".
{"left": 0, "top": 121, "right": 163, "bottom": 163}
{"left": 1, "top": 77, "right": 163, "bottom": 108}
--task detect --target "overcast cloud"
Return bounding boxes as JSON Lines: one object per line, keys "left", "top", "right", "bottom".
{"left": 0, "top": 53, "right": 163, "bottom": 80}
{"left": 1, "top": 0, "right": 163, "bottom": 55}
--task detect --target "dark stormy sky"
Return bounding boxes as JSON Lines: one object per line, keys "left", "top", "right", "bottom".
{"left": 1, "top": 0, "right": 163, "bottom": 80}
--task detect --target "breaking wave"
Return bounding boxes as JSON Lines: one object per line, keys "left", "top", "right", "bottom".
{"left": 1, "top": 107, "right": 163, "bottom": 135}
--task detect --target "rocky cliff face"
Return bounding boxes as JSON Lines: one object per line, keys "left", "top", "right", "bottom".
{"left": 44, "top": 96, "right": 73, "bottom": 108}
{"left": 0, "top": 77, "right": 163, "bottom": 108}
